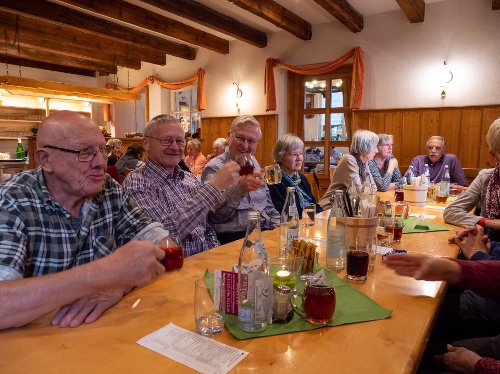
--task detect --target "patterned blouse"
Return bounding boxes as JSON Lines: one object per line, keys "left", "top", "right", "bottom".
{"left": 367, "top": 156, "right": 404, "bottom": 191}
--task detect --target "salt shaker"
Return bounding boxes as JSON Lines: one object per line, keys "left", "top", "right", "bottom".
{"left": 272, "top": 285, "right": 294, "bottom": 324}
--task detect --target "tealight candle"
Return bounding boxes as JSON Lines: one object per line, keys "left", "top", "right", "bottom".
{"left": 276, "top": 270, "right": 291, "bottom": 278}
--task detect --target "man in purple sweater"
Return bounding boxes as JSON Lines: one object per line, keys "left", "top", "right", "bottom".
{"left": 408, "top": 136, "right": 468, "bottom": 187}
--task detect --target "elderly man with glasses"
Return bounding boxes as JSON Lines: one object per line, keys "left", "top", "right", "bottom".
{"left": 407, "top": 135, "right": 468, "bottom": 187}
{"left": 0, "top": 111, "right": 170, "bottom": 331}
{"left": 201, "top": 115, "right": 280, "bottom": 245}
{"left": 123, "top": 115, "right": 241, "bottom": 255}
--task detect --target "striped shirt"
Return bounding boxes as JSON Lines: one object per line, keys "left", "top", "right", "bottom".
{"left": 0, "top": 167, "right": 168, "bottom": 280}
{"left": 123, "top": 160, "right": 221, "bottom": 257}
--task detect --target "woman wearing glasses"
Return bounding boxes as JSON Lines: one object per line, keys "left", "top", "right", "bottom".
{"left": 268, "top": 134, "right": 323, "bottom": 218}
{"left": 367, "top": 134, "right": 404, "bottom": 191}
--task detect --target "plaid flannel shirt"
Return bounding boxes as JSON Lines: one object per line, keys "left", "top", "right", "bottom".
{"left": 0, "top": 167, "right": 167, "bottom": 280}
{"left": 123, "top": 160, "right": 222, "bottom": 257}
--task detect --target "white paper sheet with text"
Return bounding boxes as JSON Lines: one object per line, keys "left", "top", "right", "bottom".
{"left": 137, "top": 323, "right": 248, "bottom": 374}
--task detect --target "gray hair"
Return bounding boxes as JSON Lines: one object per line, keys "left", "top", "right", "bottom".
{"left": 487, "top": 118, "right": 500, "bottom": 154}
{"left": 143, "top": 114, "right": 180, "bottom": 138}
{"left": 426, "top": 136, "right": 445, "bottom": 148}
{"left": 186, "top": 138, "right": 201, "bottom": 151}
{"left": 106, "top": 138, "right": 122, "bottom": 149}
{"left": 377, "top": 134, "right": 393, "bottom": 150}
{"left": 273, "top": 134, "right": 304, "bottom": 163}
{"left": 229, "top": 115, "right": 262, "bottom": 138}
{"left": 350, "top": 130, "right": 379, "bottom": 155}
{"left": 213, "top": 137, "right": 227, "bottom": 149}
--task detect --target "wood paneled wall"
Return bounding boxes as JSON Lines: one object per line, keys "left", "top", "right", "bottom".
{"left": 201, "top": 114, "right": 278, "bottom": 167}
{"left": 353, "top": 105, "right": 500, "bottom": 182}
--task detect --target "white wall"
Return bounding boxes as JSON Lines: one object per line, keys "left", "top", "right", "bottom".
{"left": 8, "top": 0, "right": 500, "bottom": 134}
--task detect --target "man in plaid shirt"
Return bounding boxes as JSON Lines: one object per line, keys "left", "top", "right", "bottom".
{"left": 0, "top": 111, "right": 169, "bottom": 331}
{"left": 123, "top": 115, "right": 241, "bottom": 256}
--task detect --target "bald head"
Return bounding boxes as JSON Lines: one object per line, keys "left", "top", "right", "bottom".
{"left": 37, "top": 111, "right": 103, "bottom": 148}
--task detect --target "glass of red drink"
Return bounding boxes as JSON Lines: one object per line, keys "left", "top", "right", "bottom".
{"left": 377, "top": 216, "right": 394, "bottom": 247}
{"left": 394, "top": 189, "right": 404, "bottom": 203}
{"left": 346, "top": 239, "right": 369, "bottom": 281}
{"left": 235, "top": 153, "right": 255, "bottom": 176}
{"left": 291, "top": 277, "right": 336, "bottom": 324}
{"left": 159, "top": 234, "right": 184, "bottom": 273}
{"left": 393, "top": 216, "right": 404, "bottom": 243}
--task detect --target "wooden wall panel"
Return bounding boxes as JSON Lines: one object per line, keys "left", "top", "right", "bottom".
{"left": 384, "top": 110, "right": 404, "bottom": 162}
{"left": 368, "top": 112, "right": 385, "bottom": 135}
{"left": 401, "top": 110, "right": 421, "bottom": 166}
{"left": 353, "top": 105, "right": 500, "bottom": 182}
{"left": 421, "top": 109, "right": 441, "bottom": 148}
{"left": 440, "top": 109, "right": 462, "bottom": 155}
{"left": 201, "top": 114, "right": 277, "bottom": 168}
{"left": 459, "top": 108, "right": 483, "bottom": 168}
{"left": 352, "top": 111, "right": 368, "bottom": 133}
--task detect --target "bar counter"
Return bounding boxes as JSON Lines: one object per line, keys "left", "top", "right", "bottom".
{"left": 0, "top": 196, "right": 460, "bottom": 373}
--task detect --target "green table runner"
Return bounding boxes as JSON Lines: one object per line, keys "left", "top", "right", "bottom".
{"left": 205, "top": 269, "right": 392, "bottom": 340}
{"left": 403, "top": 217, "right": 453, "bottom": 234}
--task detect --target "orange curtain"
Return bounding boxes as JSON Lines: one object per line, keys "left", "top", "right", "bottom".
{"left": 103, "top": 68, "right": 205, "bottom": 122}
{"left": 265, "top": 47, "right": 364, "bottom": 111}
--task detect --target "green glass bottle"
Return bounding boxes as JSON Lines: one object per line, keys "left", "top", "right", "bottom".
{"left": 16, "top": 139, "right": 24, "bottom": 160}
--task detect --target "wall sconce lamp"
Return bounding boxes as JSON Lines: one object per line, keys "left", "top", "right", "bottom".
{"left": 438, "top": 61, "right": 453, "bottom": 97}
{"left": 233, "top": 82, "right": 242, "bottom": 107}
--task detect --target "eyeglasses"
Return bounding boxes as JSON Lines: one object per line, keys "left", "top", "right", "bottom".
{"left": 285, "top": 152, "right": 304, "bottom": 159}
{"left": 231, "top": 133, "right": 258, "bottom": 145}
{"left": 381, "top": 143, "right": 393, "bottom": 148}
{"left": 427, "top": 146, "right": 442, "bottom": 151}
{"left": 43, "top": 145, "right": 108, "bottom": 162}
{"left": 148, "top": 136, "right": 186, "bottom": 147}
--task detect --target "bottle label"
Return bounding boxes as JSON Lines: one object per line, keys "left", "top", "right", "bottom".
{"left": 289, "top": 205, "right": 298, "bottom": 217}
{"left": 238, "top": 270, "right": 269, "bottom": 325}
{"left": 255, "top": 241, "right": 266, "bottom": 259}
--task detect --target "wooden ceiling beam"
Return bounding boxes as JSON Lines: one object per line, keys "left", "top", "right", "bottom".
{"left": 0, "top": 12, "right": 166, "bottom": 66}
{"left": 229, "top": 0, "right": 311, "bottom": 40}
{"left": 140, "top": 0, "right": 267, "bottom": 48}
{"left": 395, "top": 0, "right": 425, "bottom": 23}
{"left": 2, "top": 14, "right": 142, "bottom": 70}
{"left": 0, "top": 55, "right": 97, "bottom": 77}
{"left": 312, "top": 0, "right": 363, "bottom": 32}
{"left": 4, "top": 44, "right": 117, "bottom": 75}
{"left": 0, "top": 0, "right": 196, "bottom": 60}
{"left": 493, "top": 0, "right": 500, "bottom": 10}
{"left": 58, "top": 0, "right": 229, "bottom": 54}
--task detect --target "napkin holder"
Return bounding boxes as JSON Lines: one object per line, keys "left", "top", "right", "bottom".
{"left": 403, "top": 184, "right": 428, "bottom": 206}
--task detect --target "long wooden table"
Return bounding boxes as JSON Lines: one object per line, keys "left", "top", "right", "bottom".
{"left": 0, "top": 195, "right": 460, "bottom": 373}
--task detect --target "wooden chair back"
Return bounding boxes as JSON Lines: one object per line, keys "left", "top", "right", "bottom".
{"left": 304, "top": 173, "right": 320, "bottom": 201}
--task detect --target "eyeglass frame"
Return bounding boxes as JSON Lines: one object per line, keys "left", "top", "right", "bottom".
{"left": 42, "top": 145, "right": 108, "bottom": 162}
{"left": 381, "top": 143, "right": 394, "bottom": 148}
{"left": 230, "top": 133, "right": 259, "bottom": 145}
{"left": 427, "top": 145, "right": 443, "bottom": 151}
{"left": 147, "top": 136, "right": 186, "bottom": 147}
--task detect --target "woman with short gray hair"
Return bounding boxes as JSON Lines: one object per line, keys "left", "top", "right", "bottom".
{"left": 318, "top": 129, "right": 379, "bottom": 209}
{"left": 184, "top": 138, "right": 207, "bottom": 177}
{"left": 268, "top": 134, "right": 323, "bottom": 217}
{"left": 367, "top": 134, "right": 404, "bottom": 191}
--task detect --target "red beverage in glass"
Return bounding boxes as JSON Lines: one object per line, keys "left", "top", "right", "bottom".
{"left": 161, "top": 247, "right": 184, "bottom": 273}
{"left": 393, "top": 227, "right": 403, "bottom": 242}
{"left": 239, "top": 164, "right": 255, "bottom": 176}
{"left": 385, "top": 225, "right": 394, "bottom": 233}
{"left": 395, "top": 190, "right": 404, "bottom": 202}
{"left": 347, "top": 250, "right": 369, "bottom": 279}
{"left": 303, "top": 284, "right": 336, "bottom": 324}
